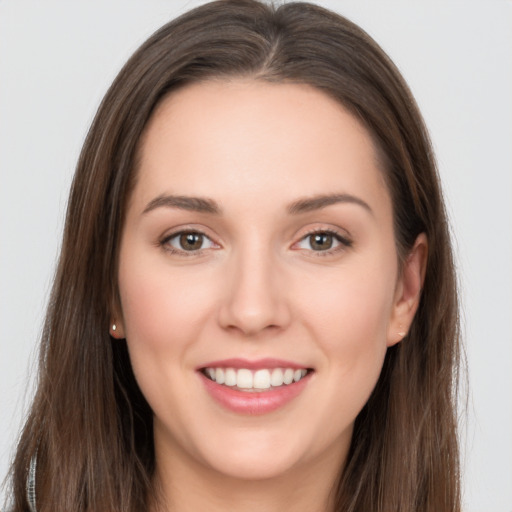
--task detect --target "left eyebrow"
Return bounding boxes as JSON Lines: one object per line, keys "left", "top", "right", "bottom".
{"left": 142, "top": 194, "right": 222, "bottom": 215}
{"left": 287, "top": 193, "right": 374, "bottom": 216}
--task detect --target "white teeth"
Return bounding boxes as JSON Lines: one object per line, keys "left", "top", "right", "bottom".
{"left": 224, "top": 368, "right": 237, "bottom": 386}
{"left": 253, "top": 369, "right": 271, "bottom": 389}
{"left": 294, "top": 369, "right": 307, "bottom": 382}
{"left": 216, "top": 368, "right": 225, "bottom": 385}
{"left": 283, "top": 368, "right": 294, "bottom": 385}
{"left": 205, "top": 367, "right": 309, "bottom": 390}
{"left": 237, "top": 369, "right": 253, "bottom": 389}
{"left": 270, "top": 368, "right": 284, "bottom": 387}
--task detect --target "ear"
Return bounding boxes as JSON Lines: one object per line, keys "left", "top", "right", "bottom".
{"left": 109, "top": 319, "right": 126, "bottom": 339}
{"left": 109, "top": 298, "right": 126, "bottom": 339}
{"left": 387, "top": 233, "right": 428, "bottom": 347}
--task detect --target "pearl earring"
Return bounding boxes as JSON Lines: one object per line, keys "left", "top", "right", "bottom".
{"left": 112, "top": 324, "right": 117, "bottom": 332}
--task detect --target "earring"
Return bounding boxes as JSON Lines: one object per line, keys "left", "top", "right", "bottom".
{"left": 112, "top": 324, "right": 117, "bottom": 332}
{"left": 397, "top": 325, "right": 406, "bottom": 338}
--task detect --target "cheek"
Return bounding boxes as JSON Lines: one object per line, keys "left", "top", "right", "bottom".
{"left": 296, "top": 256, "right": 396, "bottom": 404}
{"left": 302, "top": 257, "right": 395, "bottom": 346}
{"left": 116, "top": 253, "right": 228, "bottom": 397}
{"left": 318, "top": 292, "right": 389, "bottom": 395}
{"left": 118, "top": 259, "right": 216, "bottom": 349}
{"left": 117, "top": 259, "right": 219, "bottom": 420}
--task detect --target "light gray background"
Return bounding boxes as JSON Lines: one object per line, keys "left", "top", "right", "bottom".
{"left": 1, "top": 1, "right": 511, "bottom": 510}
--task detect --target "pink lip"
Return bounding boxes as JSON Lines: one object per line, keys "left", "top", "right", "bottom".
{"left": 198, "top": 369, "right": 313, "bottom": 415}
{"left": 198, "top": 357, "right": 309, "bottom": 371}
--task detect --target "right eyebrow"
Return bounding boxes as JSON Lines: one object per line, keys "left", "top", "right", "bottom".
{"left": 142, "top": 194, "right": 222, "bottom": 215}
{"left": 287, "top": 193, "right": 374, "bottom": 216}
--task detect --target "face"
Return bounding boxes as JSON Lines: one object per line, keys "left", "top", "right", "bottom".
{"left": 114, "top": 80, "right": 423, "bottom": 484}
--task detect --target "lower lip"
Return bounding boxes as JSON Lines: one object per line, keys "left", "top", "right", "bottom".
{"left": 199, "top": 371, "right": 312, "bottom": 415}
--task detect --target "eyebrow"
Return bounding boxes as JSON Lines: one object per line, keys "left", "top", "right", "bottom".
{"left": 142, "top": 192, "right": 373, "bottom": 216}
{"left": 287, "top": 193, "right": 373, "bottom": 216}
{"left": 143, "top": 194, "right": 222, "bottom": 215}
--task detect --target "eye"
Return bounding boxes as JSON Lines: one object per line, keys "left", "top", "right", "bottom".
{"left": 295, "top": 230, "right": 352, "bottom": 253}
{"left": 162, "top": 230, "right": 217, "bottom": 253}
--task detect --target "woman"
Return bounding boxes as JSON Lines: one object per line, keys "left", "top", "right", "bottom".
{"left": 6, "top": 1, "right": 461, "bottom": 511}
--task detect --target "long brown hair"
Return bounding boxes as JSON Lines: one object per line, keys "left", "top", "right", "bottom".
{"left": 7, "top": 1, "right": 461, "bottom": 511}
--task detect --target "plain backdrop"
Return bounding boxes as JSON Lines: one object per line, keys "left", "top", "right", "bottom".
{"left": 1, "top": 1, "right": 511, "bottom": 510}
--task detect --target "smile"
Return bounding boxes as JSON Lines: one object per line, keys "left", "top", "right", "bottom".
{"left": 202, "top": 367, "right": 310, "bottom": 392}
{"left": 198, "top": 359, "right": 314, "bottom": 415}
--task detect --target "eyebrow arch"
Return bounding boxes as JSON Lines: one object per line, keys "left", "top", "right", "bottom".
{"left": 287, "top": 193, "right": 373, "bottom": 216}
{"left": 143, "top": 194, "right": 222, "bottom": 215}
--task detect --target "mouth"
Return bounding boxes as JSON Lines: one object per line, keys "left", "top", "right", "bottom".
{"left": 197, "top": 359, "right": 314, "bottom": 414}
{"left": 200, "top": 366, "right": 313, "bottom": 392}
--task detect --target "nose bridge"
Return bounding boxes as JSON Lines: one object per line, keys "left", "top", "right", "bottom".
{"left": 218, "top": 234, "right": 290, "bottom": 335}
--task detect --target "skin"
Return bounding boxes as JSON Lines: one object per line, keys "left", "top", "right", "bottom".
{"left": 112, "top": 80, "right": 427, "bottom": 512}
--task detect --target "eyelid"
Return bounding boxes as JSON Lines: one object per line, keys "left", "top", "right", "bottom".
{"left": 159, "top": 226, "right": 221, "bottom": 256}
{"left": 291, "top": 226, "right": 353, "bottom": 255}
{"left": 157, "top": 224, "right": 352, "bottom": 257}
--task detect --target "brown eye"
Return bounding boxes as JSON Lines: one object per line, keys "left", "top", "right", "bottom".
{"left": 294, "top": 230, "right": 352, "bottom": 254}
{"left": 163, "top": 231, "right": 216, "bottom": 253}
{"left": 309, "top": 233, "right": 333, "bottom": 251}
{"left": 179, "top": 232, "right": 204, "bottom": 251}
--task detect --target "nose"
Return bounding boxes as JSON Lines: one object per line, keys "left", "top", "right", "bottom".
{"left": 217, "top": 244, "right": 292, "bottom": 337}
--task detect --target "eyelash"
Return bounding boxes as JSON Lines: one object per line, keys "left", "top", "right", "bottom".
{"left": 160, "top": 230, "right": 217, "bottom": 257}
{"left": 159, "top": 228, "right": 353, "bottom": 257}
{"left": 296, "top": 228, "right": 353, "bottom": 257}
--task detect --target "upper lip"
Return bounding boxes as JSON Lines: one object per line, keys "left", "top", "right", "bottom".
{"left": 197, "top": 358, "right": 312, "bottom": 371}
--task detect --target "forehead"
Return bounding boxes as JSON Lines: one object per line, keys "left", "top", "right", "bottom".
{"left": 133, "top": 79, "right": 390, "bottom": 217}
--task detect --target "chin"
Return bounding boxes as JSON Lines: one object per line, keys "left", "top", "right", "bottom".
{"left": 204, "top": 450, "right": 302, "bottom": 481}
{"left": 191, "top": 426, "right": 326, "bottom": 482}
